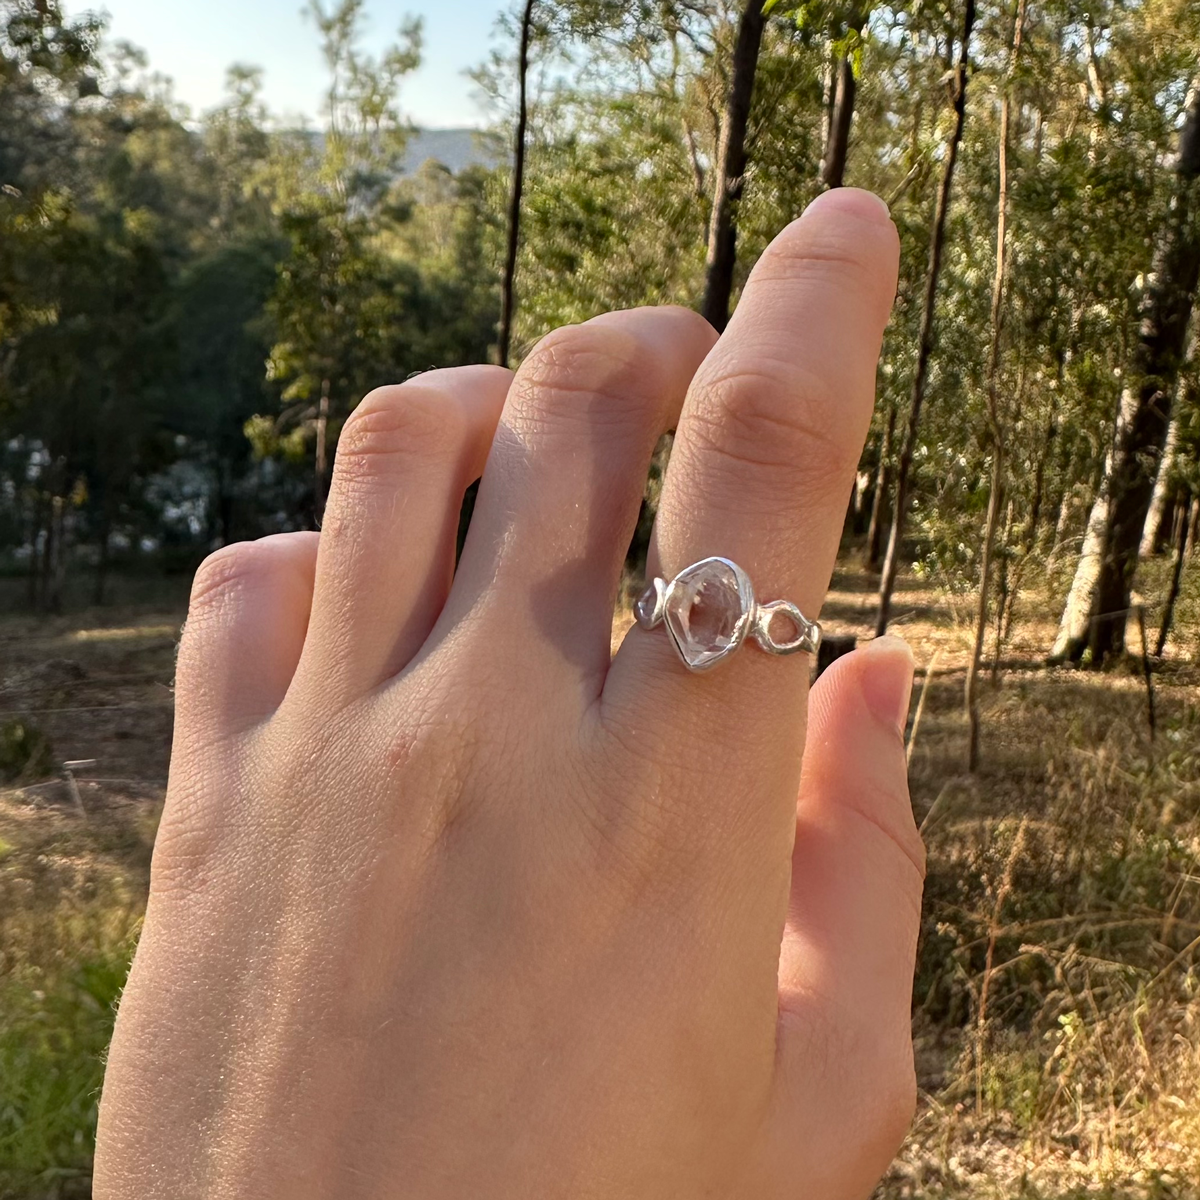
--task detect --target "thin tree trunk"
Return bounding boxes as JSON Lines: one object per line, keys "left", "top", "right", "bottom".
{"left": 875, "top": 0, "right": 976, "bottom": 636}
{"left": 967, "top": 470, "right": 1004, "bottom": 760}
{"left": 1024, "top": 397, "right": 1056, "bottom": 550}
{"left": 966, "top": 0, "right": 1024, "bottom": 772}
{"left": 1156, "top": 486, "right": 1191, "bottom": 656}
{"left": 1140, "top": 319, "right": 1196, "bottom": 560}
{"left": 497, "top": 0, "right": 534, "bottom": 367}
{"left": 314, "top": 378, "right": 331, "bottom": 523}
{"left": 1140, "top": 414, "right": 1180, "bottom": 557}
{"left": 866, "top": 400, "right": 896, "bottom": 570}
{"left": 1000, "top": 394, "right": 1052, "bottom": 646}
{"left": 820, "top": 9, "right": 866, "bottom": 189}
{"left": 991, "top": 497, "right": 1016, "bottom": 680}
{"left": 701, "top": 0, "right": 767, "bottom": 332}
{"left": 1053, "top": 74, "right": 1200, "bottom": 663}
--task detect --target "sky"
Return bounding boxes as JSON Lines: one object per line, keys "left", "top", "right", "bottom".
{"left": 90, "top": 0, "right": 506, "bottom": 128}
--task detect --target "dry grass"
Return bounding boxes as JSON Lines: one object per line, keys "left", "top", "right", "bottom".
{"left": 2, "top": 561, "right": 1200, "bottom": 1198}
{"left": 847, "top": 562, "right": 1200, "bottom": 1199}
{"left": 0, "top": 607, "right": 173, "bottom": 1198}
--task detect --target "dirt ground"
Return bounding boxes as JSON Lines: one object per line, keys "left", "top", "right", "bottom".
{"left": 3, "top": 563, "right": 1200, "bottom": 1198}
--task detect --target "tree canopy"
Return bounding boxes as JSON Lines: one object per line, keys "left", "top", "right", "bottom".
{"left": 1, "top": 0, "right": 1198, "bottom": 680}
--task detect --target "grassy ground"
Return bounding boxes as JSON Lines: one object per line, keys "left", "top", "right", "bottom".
{"left": 2, "top": 563, "right": 1199, "bottom": 1198}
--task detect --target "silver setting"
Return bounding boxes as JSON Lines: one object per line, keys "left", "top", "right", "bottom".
{"left": 634, "top": 555, "right": 821, "bottom": 673}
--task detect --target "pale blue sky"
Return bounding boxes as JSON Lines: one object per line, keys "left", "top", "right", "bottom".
{"left": 89, "top": 0, "right": 506, "bottom": 127}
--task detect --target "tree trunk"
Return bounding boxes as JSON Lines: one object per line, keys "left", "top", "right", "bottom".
{"left": 497, "top": 0, "right": 534, "bottom": 367}
{"left": 701, "top": 0, "right": 767, "bottom": 332}
{"left": 966, "top": 0, "right": 1024, "bottom": 772}
{"left": 991, "top": 497, "right": 1016, "bottom": 680}
{"left": 1024, "top": 396, "right": 1056, "bottom": 550}
{"left": 1000, "top": 393, "right": 1054, "bottom": 646}
{"left": 314, "top": 378, "right": 331, "bottom": 523}
{"left": 819, "top": 9, "right": 866, "bottom": 189}
{"left": 874, "top": 0, "right": 976, "bottom": 636}
{"left": 866, "top": 400, "right": 896, "bottom": 570}
{"left": 1156, "top": 486, "right": 1191, "bottom": 656}
{"left": 1140, "top": 413, "right": 1180, "bottom": 557}
{"left": 967, "top": 466, "right": 1004, "bottom": 765}
{"left": 1053, "top": 74, "right": 1200, "bottom": 663}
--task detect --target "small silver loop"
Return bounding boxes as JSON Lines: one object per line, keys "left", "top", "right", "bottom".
{"left": 751, "top": 600, "right": 822, "bottom": 657}
{"left": 634, "top": 576, "right": 667, "bottom": 629}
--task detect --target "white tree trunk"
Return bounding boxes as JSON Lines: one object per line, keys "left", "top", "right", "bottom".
{"left": 1051, "top": 432, "right": 1117, "bottom": 659}
{"left": 1139, "top": 415, "right": 1179, "bottom": 558}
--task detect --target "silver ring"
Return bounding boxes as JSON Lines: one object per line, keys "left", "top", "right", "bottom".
{"left": 634, "top": 556, "right": 820, "bottom": 673}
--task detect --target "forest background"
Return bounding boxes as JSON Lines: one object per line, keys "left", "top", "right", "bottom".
{"left": 4, "top": 0, "right": 1200, "bottom": 1196}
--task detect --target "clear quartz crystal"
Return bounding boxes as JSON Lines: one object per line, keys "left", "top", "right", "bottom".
{"left": 664, "top": 559, "right": 747, "bottom": 668}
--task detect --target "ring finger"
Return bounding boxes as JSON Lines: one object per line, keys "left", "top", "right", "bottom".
{"left": 605, "top": 188, "right": 900, "bottom": 834}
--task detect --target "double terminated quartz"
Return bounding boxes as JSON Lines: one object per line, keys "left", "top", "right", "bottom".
{"left": 635, "top": 557, "right": 755, "bottom": 671}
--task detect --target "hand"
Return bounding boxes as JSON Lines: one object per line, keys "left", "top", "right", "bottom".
{"left": 95, "top": 187, "right": 921, "bottom": 1200}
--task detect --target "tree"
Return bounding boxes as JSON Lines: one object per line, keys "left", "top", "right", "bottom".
{"left": 874, "top": 0, "right": 977, "bottom": 637}
{"left": 965, "top": 0, "right": 1026, "bottom": 771}
{"left": 819, "top": 5, "right": 867, "bottom": 189}
{"left": 498, "top": 0, "right": 535, "bottom": 367}
{"left": 701, "top": 0, "right": 767, "bottom": 331}
{"left": 1052, "top": 73, "right": 1200, "bottom": 663}
{"left": 265, "top": 0, "right": 422, "bottom": 520}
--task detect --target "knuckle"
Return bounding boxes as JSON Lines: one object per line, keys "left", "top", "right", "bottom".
{"left": 336, "top": 385, "right": 467, "bottom": 478}
{"left": 686, "top": 362, "right": 856, "bottom": 495}
{"left": 513, "top": 323, "right": 656, "bottom": 429}
{"left": 189, "top": 543, "right": 268, "bottom": 613}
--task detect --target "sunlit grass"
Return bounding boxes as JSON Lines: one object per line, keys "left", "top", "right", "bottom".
{"left": 0, "top": 799, "right": 150, "bottom": 1199}
{"left": 67, "top": 624, "right": 178, "bottom": 644}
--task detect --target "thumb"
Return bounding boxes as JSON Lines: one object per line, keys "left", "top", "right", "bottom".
{"left": 769, "top": 636, "right": 924, "bottom": 1195}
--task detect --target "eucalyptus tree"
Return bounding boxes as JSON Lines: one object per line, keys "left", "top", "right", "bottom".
{"left": 1052, "top": 69, "right": 1200, "bottom": 663}
{"left": 875, "top": 0, "right": 978, "bottom": 636}
{"left": 965, "top": 0, "right": 1026, "bottom": 771}
{"left": 266, "top": 0, "right": 422, "bottom": 519}
{"left": 701, "top": 0, "right": 768, "bottom": 329}
{"left": 498, "top": 0, "right": 537, "bottom": 367}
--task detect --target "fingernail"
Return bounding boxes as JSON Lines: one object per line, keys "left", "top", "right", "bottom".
{"left": 860, "top": 635, "right": 915, "bottom": 735}
{"left": 806, "top": 187, "right": 891, "bottom": 224}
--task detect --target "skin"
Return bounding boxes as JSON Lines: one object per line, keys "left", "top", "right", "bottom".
{"left": 94, "top": 187, "right": 924, "bottom": 1199}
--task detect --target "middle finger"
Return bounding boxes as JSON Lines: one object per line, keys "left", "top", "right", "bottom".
{"left": 448, "top": 306, "right": 716, "bottom": 689}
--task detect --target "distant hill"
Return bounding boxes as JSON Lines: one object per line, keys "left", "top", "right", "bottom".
{"left": 402, "top": 128, "right": 500, "bottom": 176}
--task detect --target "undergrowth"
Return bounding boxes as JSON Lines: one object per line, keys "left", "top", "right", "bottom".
{"left": 0, "top": 801, "right": 149, "bottom": 1199}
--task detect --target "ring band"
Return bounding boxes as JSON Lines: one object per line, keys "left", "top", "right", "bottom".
{"left": 634, "top": 557, "right": 821, "bottom": 673}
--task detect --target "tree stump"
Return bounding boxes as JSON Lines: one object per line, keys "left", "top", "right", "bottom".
{"left": 816, "top": 634, "right": 857, "bottom": 679}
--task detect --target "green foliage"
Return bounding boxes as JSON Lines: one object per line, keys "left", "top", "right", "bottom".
{"left": 0, "top": 0, "right": 499, "bottom": 588}
{"left": 0, "top": 954, "right": 129, "bottom": 1195}
{"left": 0, "top": 788, "right": 148, "bottom": 1200}
{"left": 0, "top": 0, "right": 1199, "bottom": 642}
